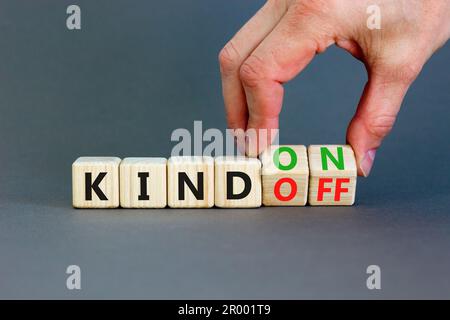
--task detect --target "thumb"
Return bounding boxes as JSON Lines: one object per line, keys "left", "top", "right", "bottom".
{"left": 346, "top": 65, "right": 420, "bottom": 177}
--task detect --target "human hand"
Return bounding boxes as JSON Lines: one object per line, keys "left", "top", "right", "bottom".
{"left": 219, "top": 0, "right": 450, "bottom": 176}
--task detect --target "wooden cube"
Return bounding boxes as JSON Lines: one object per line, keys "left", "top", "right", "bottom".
{"left": 260, "top": 145, "right": 309, "bottom": 206}
{"left": 167, "top": 156, "right": 214, "bottom": 208}
{"left": 119, "top": 158, "right": 167, "bottom": 208}
{"left": 307, "top": 145, "right": 357, "bottom": 206}
{"left": 72, "top": 157, "right": 121, "bottom": 208}
{"left": 215, "top": 156, "right": 262, "bottom": 208}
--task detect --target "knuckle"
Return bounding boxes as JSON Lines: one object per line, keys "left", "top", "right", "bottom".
{"left": 219, "top": 41, "right": 241, "bottom": 76}
{"left": 239, "top": 55, "right": 267, "bottom": 87}
{"left": 283, "top": 1, "right": 334, "bottom": 51}
{"left": 265, "top": 0, "right": 289, "bottom": 15}
{"left": 290, "top": 0, "right": 333, "bottom": 18}
{"left": 363, "top": 113, "right": 397, "bottom": 139}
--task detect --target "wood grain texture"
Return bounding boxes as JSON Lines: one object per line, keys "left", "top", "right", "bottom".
{"left": 119, "top": 157, "right": 167, "bottom": 208}
{"left": 167, "top": 156, "right": 214, "bottom": 208}
{"left": 307, "top": 145, "right": 357, "bottom": 206}
{"left": 72, "top": 157, "right": 121, "bottom": 208}
{"left": 260, "top": 145, "right": 309, "bottom": 206}
{"left": 215, "top": 156, "right": 262, "bottom": 208}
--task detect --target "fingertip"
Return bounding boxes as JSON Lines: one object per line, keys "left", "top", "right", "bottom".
{"left": 244, "top": 121, "right": 279, "bottom": 157}
{"left": 359, "top": 149, "right": 377, "bottom": 177}
{"left": 347, "top": 119, "right": 378, "bottom": 178}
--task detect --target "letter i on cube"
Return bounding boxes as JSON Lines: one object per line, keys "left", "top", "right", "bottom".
{"left": 260, "top": 145, "right": 309, "bottom": 206}
{"left": 119, "top": 157, "right": 167, "bottom": 208}
{"left": 308, "top": 145, "right": 357, "bottom": 206}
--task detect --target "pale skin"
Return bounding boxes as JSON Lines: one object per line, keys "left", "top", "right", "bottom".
{"left": 219, "top": 0, "right": 450, "bottom": 176}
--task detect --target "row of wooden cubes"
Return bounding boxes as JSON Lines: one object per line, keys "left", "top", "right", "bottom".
{"left": 72, "top": 145, "right": 357, "bottom": 208}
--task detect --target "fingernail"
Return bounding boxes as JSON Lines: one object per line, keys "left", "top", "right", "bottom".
{"left": 360, "top": 149, "right": 377, "bottom": 177}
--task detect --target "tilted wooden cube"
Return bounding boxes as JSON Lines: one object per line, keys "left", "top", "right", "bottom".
{"left": 119, "top": 158, "right": 167, "bottom": 208}
{"left": 72, "top": 157, "right": 121, "bottom": 208}
{"left": 308, "top": 145, "right": 357, "bottom": 206}
{"left": 260, "top": 145, "right": 309, "bottom": 206}
{"left": 167, "top": 156, "right": 214, "bottom": 208}
{"left": 215, "top": 156, "right": 262, "bottom": 208}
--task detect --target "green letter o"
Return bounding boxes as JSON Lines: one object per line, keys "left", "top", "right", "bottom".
{"left": 273, "top": 146, "right": 297, "bottom": 171}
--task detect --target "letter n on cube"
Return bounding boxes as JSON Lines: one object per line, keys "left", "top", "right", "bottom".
{"left": 307, "top": 145, "right": 357, "bottom": 206}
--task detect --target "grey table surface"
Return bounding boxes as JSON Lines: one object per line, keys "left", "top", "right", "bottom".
{"left": 0, "top": 0, "right": 449, "bottom": 299}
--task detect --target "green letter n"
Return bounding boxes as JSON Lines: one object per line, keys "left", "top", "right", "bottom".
{"left": 320, "top": 146, "right": 344, "bottom": 170}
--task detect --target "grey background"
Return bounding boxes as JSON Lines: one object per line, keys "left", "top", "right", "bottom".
{"left": 0, "top": 0, "right": 449, "bottom": 299}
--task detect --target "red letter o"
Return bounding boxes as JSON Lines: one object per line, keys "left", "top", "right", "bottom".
{"left": 274, "top": 178, "right": 297, "bottom": 201}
